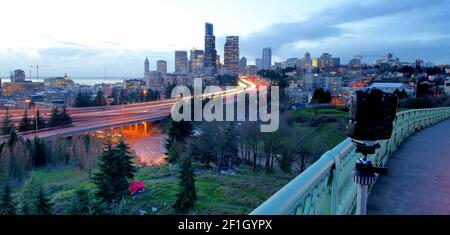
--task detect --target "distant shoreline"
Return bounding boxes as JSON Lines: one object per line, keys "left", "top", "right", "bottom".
{"left": 0, "top": 77, "right": 142, "bottom": 86}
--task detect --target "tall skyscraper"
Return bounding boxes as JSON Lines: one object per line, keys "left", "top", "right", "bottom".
{"left": 144, "top": 57, "right": 150, "bottom": 76}
{"left": 303, "top": 52, "right": 312, "bottom": 67}
{"left": 262, "top": 47, "right": 272, "bottom": 69}
{"left": 157, "top": 60, "right": 167, "bottom": 75}
{"left": 224, "top": 36, "right": 239, "bottom": 75}
{"left": 190, "top": 48, "right": 204, "bottom": 72}
{"left": 175, "top": 51, "right": 188, "bottom": 74}
{"left": 204, "top": 22, "right": 217, "bottom": 74}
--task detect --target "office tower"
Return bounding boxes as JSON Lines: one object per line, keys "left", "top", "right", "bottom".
{"left": 262, "top": 47, "right": 272, "bottom": 69}
{"left": 144, "top": 57, "right": 150, "bottom": 76}
{"left": 303, "top": 52, "right": 312, "bottom": 67}
{"left": 318, "top": 53, "right": 332, "bottom": 70}
{"left": 255, "top": 58, "right": 262, "bottom": 69}
{"left": 175, "top": 51, "right": 188, "bottom": 74}
{"left": 331, "top": 57, "right": 341, "bottom": 68}
{"left": 239, "top": 57, "right": 247, "bottom": 75}
{"left": 157, "top": 60, "right": 167, "bottom": 75}
{"left": 204, "top": 22, "right": 217, "bottom": 74}
{"left": 190, "top": 48, "right": 204, "bottom": 72}
{"left": 216, "top": 55, "right": 222, "bottom": 72}
{"left": 224, "top": 36, "right": 239, "bottom": 75}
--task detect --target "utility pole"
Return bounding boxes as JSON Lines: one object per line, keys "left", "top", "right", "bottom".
{"left": 35, "top": 108, "right": 39, "bottom": 136}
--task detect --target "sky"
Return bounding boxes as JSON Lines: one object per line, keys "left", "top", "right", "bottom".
{"left": 1, "top": 0, "right": 449, "bottom": 78}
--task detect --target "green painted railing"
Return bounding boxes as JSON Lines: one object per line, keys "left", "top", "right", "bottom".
{"left": 251, "top": 107, "right": 450, "bottom": 215}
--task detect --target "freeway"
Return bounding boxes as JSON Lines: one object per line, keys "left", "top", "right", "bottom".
{"left": 15, "top": 77, "right": 260, "bottom": 140}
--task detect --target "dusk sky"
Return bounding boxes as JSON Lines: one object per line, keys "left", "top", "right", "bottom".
{"left": 1, "top": 0, "right": 449, "bottom": 78}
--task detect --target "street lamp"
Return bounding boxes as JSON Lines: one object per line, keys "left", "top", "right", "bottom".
{"left": 143, "top": 90, "right": 148, "bottom": 102}
{"left": 35, "top": 108, "right": 39, "bottom": 136}
{"left": 24, "top": 99, "right": 31, "bottom": 112}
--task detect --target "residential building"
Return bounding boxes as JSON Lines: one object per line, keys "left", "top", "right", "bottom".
{"left": 175, "top": 51, "right": 188, "bottom": 74}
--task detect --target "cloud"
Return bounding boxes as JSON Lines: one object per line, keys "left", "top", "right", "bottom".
{"left": 239, "top": 0, "right": 450, "bottom": 63}
{"left": 38, "top": 47, "right": 99, "bottom": 60}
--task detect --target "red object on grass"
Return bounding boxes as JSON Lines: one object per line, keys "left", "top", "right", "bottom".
{"left": 129, "top": 180, "right": 146, "bottom": 194}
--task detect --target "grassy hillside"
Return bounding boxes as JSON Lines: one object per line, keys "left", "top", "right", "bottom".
{"left": 13, "top": 164, "right": 294, "bottom": 215}
{"left": 290, "top": 107, "right": 348, "bottom": 159}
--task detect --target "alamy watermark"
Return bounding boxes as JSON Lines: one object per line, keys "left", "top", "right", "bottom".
{"left": 170, "top": 78, "right": 279, "bottom": 132}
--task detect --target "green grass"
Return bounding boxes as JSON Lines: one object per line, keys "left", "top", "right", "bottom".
{"left": 293, "top": 107, "right": 348, "bottom": 118}
{"left": 289, "top": 107, "right": 348, "bottom": 159}
{"left": 23, "top": 164, "right": 294, "bottom": 215}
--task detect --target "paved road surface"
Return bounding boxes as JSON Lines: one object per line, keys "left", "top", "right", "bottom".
{"left": 9, "top": 77, "right": 259, "bottom": 140}
{"left": 368, "top": 119, "right": 450, "bottom": 215}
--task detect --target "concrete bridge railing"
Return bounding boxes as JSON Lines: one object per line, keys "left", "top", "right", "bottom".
{"left": 251, "top": 107, "right": 450, "bottom": 215}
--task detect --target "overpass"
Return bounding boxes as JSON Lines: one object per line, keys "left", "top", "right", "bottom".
{"left": 7, "top": 78, "right": 258, "bottom": 140}
{"left": 251, "top": 107, "right": 450, "bottom": 215}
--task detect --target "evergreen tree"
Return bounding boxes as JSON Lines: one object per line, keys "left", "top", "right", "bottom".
{"left": 18, "top": 174, "right": 51, "bottom": 215}
{"left": 94, "top": 90, "right": 107, "bottom": 106}
{"left": 0, "top": 183, "right": 15, "bottom": 215}
{"left": 7, "top": 130, "right": 18, "bottom": 149}
{"left": 167, "top": 139, "right": 180, "bottom": 164}
{"left": 48, "top": 106, "right": 72, "bottom": 127}
{"left": 110, "top": 88, "right": 120, "bottom": 105}
{"left": 145, "top": 89, "right": 160, "bottom": 101}
{"left": 68, "top": 189, "right": 91, "bottom": 215}
{"left": 312, "top": 88, "right": 332, "bottom": 104}
{"left": 48, "top": 106, "right": 61, "bottom": 127}
{"left": 60, "top": 106, "right": 72, "bottom": 126}
{"left": 18, "top": 110, "right": 33, "bottom": 132}
{"left": 174, "top": 155, "right": 197, "bottom": 214}
{"left": 93, "top": 141, "right": 136, "bottom": 204}
{"left": 164, "top": 118, "right": 193, "bottom": 155}
{"left": 32, "top": 109, "right": 46, "bottom": 129}
{"left": 114, "top": 139, "right": 137, "bottom": 184}
{"left": 73, "top": 91, "right": 92, "bottom": 107}
{"left": 32, "top": 137, "right": 48, "bottom": 167}
{"left": 1, "top": 108, "right": 15, "bottom": 135}
{"left": 35, "top": 190, "right": 52, "bottom": 215}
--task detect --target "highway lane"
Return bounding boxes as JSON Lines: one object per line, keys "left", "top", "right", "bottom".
{"left": 15, "top": 77, "right": 261, "bottom": 140}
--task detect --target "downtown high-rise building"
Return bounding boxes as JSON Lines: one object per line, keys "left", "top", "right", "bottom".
{"left": 224, "top": 36, "right": 239, "bottom": 75}
{"left": 204, "top": 22, "right": 217, "bottom": 74}
{"left": 175, "top": 51, "right": 188, "bottom": 74}
{"left": 144, "top": 57, "right": 150, "bottom": 76}
{"left": 157, "top": 60, "right": 167, "bottom": 75}
{"left": 190, "top": 48, "right": 204, "bottom": 72}
{"left": 239, "top": 57, "right": 247, "bottom": 75}
{"left": 303, "top": 52, "right": 312, "bottom": 68}
{"left": 262, "top": 47, "right": 272, "bottom": 69}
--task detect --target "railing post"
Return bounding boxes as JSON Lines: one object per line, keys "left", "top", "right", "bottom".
{"left": 330, "top": 154, "right": 340, "bottom": 215}
{"left": 356, "top": 184, "right": 369, "bottom": 215}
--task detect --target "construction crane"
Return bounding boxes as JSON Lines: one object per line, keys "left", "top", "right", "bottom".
{"left": 30, "top": 64, "right": 50, "bottom": 82}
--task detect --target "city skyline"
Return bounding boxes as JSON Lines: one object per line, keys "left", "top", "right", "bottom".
{"left": 1, "top": 0, "right": 450, "bottom": 77}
